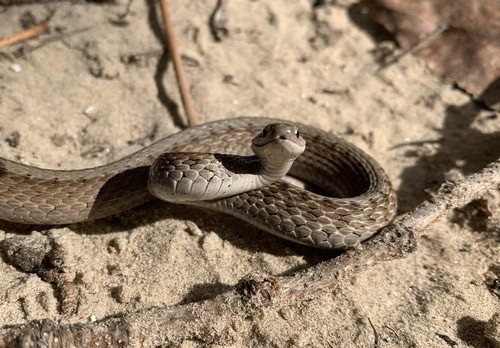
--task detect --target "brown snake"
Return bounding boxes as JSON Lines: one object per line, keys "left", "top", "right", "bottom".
{"left": 0, "top": 117, "right": 397, "bottom": 249}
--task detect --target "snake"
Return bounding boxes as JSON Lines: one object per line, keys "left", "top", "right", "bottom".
{"left": 0, "top": 117, "right": 397, "bottom": 249}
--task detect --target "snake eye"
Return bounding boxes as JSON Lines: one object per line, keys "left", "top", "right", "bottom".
{"left": 296, "top": 130, "right": 300, "bottom": 138}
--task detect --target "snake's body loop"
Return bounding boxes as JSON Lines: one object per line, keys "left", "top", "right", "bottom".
{"left": 0, "top": 117, "right": 397, "bottom": 249}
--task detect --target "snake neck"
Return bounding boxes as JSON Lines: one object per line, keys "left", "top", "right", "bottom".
{"left": 212, "top": 154, "right": 288, "bottom": 187}
{"left": 258, "top": 155, "right": 295, "bottom": 183}
{"left": 149, "top": 153, "right": 295, "bottom": 203}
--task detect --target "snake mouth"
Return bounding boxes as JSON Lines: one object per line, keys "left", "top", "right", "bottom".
{"left": 252, "top": 137, "right": 293, "bottom": 147}
{"left": 253, "top": 137, "right": 306, "bottom": 158}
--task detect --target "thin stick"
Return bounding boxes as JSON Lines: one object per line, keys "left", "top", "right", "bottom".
{"left": 158, "top": 0, "right": 198, "bottom": 127}
{"left": 209, "top": 0, "right": 228, "bottom": 42}
{"left": 0, "top": 23, "right": 50, "bottom": 49}
{"left": 378, "top": 25, "right": 447, "bottom": 71}
{"left": 16, "top": 26, "right": 92, "bottom": 56}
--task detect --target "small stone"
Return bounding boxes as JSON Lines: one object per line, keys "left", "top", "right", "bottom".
{"left": 9, "top": 63, "right": 22, "bottom": 73}
{"left": 107, "top": 237, "right": 126, "bottom": 254}
{"left": 50, "top": 134, "right": 67, "bottom": 147}
{"left": 5, "top": 131, "right": 20, "bottom": 148}
{"left": 83, "top": 105, "right": 97, "bottom": 116}
{"left": 110, "top": 285, "right": 124, "bottom": 303}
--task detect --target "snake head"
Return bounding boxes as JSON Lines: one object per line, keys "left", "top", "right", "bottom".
{"left": 251, "top": 123, "right": 306, "bottom": 166}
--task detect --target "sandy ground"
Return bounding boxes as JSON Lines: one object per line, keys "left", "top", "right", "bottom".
{"left": 0, "top": 0, "right": 499, "bottom": 347}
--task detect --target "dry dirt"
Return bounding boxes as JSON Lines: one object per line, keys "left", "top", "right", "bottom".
{"left": 0, "top": 0, "right": 498, "bottom": 347}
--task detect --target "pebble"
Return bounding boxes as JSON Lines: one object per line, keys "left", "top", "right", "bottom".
{"left": 9, "top": 63, "right": 22, "bottom": 73}
{"left": 83, "top": 105, "right": 97, "bottom": 116}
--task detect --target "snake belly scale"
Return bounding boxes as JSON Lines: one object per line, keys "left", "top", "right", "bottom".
{"left": 0, "top": 117, "right": 397, "bottom": 249}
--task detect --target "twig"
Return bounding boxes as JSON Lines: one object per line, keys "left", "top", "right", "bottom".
{"left": 158, "top": 0, "right": 198, "bottom": 127}
{"left": 384, "top": 325, "right": 399, "bottom": 339}
{"left": 0, "top": 23, "right": 49, "bottom": 49}
{"left": 367, "top": 317, "right": 380, "bottom": 348}
{"left": 15, "top": 26, "right": 92, "bottom": 57}
{"left": 109, "top": 0, "right": 134, "bottom": 26}
{"left": 435, "top": 332, "right": 458, "bottom": 347}
{"left": 209, "top": 0, "right": 228, "bottom": 42}
{"left": 1, "top": 159, "right": 498, "bottom": 346}
{"left": 378, "top": 25, "right": 447, "bottom": 71}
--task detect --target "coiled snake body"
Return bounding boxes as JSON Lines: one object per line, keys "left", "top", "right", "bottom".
{"left": 0, "top": 117, "right": 397, "bottom": 249}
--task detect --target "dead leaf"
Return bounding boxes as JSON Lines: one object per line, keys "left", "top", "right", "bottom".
{"left": 362, "top": 0, "right": 500, "bottom": 106}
